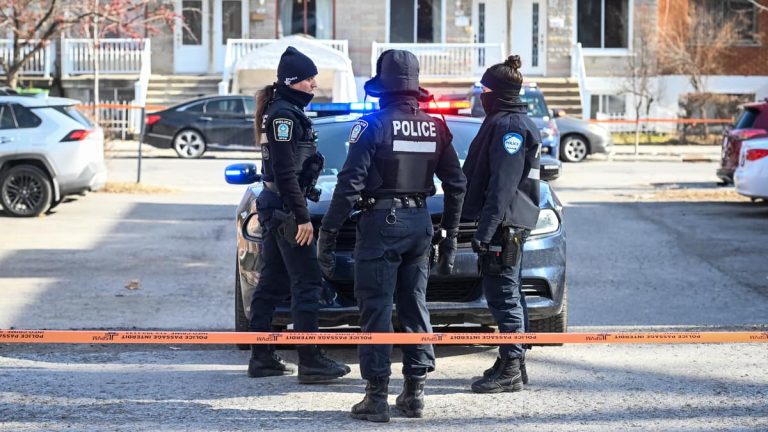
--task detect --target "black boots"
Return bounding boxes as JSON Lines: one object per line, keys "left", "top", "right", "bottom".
{"left": 472, "top": 356, "right": 524, "bottom": 393}
{"left": 247, "top": 345, "right": 295, "bottom": 378}
{"left": 297, "top": 345, "right": 351, "bottom": 384}
{"left": 351, "top": 376, "right": 390, "bottom": 422}
{"left": 482, "top": 352, "right": 528, "bottom": 384}
{"left": 395, "top": 374, "right": 426, "bottom": 418}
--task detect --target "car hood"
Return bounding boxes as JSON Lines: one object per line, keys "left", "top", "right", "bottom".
{"left": 250, "top": 174, "right": 561, "bottom": 217}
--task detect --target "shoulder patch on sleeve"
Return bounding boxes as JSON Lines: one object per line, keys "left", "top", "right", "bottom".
{"left": 273, "top": 118, "right": 293, "bottom": 141}
{"left": 502, "top": 132, "right": 524, "bottom": 155}
{"left": 348, "top": 120, "right": 369, "bottom": 144}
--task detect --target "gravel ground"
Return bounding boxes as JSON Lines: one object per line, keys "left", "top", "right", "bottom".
{"left": 1, "top": 333, "right": 767, "bottom": 432}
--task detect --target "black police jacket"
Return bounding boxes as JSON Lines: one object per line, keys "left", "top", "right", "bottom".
{"left": 461, "top": 100, "right": 541, "bottom": 243}
{"left": 322, "top": 95, "right": 466, "bottom": 231}
{"left": 261, "top": 85, "right": 318, "bottom": 224}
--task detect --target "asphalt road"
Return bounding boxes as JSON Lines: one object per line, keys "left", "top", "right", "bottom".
{"left": 1, "top": 149, "right": 767, "bottom": 430}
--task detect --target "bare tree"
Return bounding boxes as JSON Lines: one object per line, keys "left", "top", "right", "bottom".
{"left": 0, "top": 0, "right": 176, "bottom": 88}
{"left": 620, "top": 14, "right": 656, "bottom": 155}
{"left": 657, "top": 2, "right": 742, "bottom": 139}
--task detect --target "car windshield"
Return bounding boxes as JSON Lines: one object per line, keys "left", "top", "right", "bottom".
{"left": 520, "top": 91, "right": 549, "bottom": 118}
{"left": 315, "top": 118, "right": 477, "bottom": 174}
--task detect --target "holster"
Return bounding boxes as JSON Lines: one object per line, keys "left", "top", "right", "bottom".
{"left": 479, "top": 226, "right": 524, "bottom": 276}
{"left": 274, "top": 209, "right": 299, "bottom": 247}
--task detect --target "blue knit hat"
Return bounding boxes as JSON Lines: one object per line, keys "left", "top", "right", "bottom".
{"left": 277, "top": 46, "right": 318, "bottom": 86}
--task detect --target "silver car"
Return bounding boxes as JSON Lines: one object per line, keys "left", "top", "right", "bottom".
{"left": 554, "top": 113, "right": 614, "bottom": 163}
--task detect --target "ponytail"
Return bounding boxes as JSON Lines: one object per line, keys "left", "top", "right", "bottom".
{"left": 255, "top": 84, "right": 276, "bottom": 145}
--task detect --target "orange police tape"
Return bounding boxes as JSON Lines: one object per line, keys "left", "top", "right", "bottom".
{"left": 1, "top": 330, "right": 767, "bottom": 345}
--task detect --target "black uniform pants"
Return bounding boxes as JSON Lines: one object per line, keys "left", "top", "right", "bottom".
{"left": 354, "top": 207, "right": 435, "bottom": 380}
{"left": 482, "top": 229, "right": 527, "bottom": 359}
{"left": 249, "top": 190, "right": 321, "bottom": 333}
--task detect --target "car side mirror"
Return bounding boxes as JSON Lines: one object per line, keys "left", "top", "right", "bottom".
{"left": 225, "top": 163, "right": 261, "bottom": 185}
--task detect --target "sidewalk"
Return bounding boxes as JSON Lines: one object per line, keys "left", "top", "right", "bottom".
{"left": 595, "top": 144, "right": 721, "bottom": 162}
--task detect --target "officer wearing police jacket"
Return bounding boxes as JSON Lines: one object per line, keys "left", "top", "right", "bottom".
{"left": 248, "top": 46, "right": 349, "bottom": 383}
{"left": 461, "top": 55, "right": 541, "bottom": 394}
{"left": 317, "top": 50, "right": 466, "bottom": 422}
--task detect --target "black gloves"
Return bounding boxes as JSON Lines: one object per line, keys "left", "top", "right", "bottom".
{"left": 317, "top": 228, "right": 339, "bottom": 279}
{"left": 432, "top": 228, "right": 459, "bottom": 275}
{"left": 471, "top": 237, "right": 489, "bottom": 255}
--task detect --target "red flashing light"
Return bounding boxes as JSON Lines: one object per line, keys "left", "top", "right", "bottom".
{"left": 422, "top": 100, "right": 471, "bottom": 112}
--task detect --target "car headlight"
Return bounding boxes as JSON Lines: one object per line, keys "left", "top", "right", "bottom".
{"left": 539, "top": 127, "right": 553, "bottom": 139}
{"left": 530, "top": 209, "right": 560, "bottom": 236}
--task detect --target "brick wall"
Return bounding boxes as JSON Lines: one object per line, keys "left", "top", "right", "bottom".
{"left": 658, "top": 0, "right": 768, "bottom": 77}
{"left": 445, "top": 0, "right": 474, "bottom": 43}
{"left": 335, "top": 0, "right": 387, "bottom": 76}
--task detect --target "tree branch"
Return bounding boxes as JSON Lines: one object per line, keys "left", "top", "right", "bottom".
{"left": 746, "top": 0, "right": 768, "bottom": 13}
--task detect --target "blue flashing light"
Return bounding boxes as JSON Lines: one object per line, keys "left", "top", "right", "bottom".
{"left": 307, "top": 102, "right": 376, "bottom": 114}
{"left": 224, "top": 163, "right": 261, "bottom": 185}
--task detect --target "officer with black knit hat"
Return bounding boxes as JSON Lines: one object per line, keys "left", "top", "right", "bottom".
{"left": 317, "top": 50, "right": 466, "bottom": 422}
{"left": 461, "top": 54, "right": 541, "bottom": 393}
{"left": 248, "top": 45, "right": 350, "bottom": 383}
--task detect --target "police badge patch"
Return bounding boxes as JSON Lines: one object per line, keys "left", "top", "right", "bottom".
{"left": 502, "top": 132, "right": 524, "bottom": 155}
{"left": 348, "top": 120, "right": 368, "bottom": 144}
{"left": 273, "top": 118, "right": 293, "bottom": 141}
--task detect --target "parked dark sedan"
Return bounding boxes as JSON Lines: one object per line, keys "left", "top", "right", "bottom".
{"left": 144, "top": 95, "right": 256, "bottom": 158}
{"left": 226, "top": 114, "right": 567, "bottom": 338}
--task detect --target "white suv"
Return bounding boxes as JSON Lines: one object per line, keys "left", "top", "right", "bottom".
{"left": 0, "top": 96, "right": 106, "bottom": 217}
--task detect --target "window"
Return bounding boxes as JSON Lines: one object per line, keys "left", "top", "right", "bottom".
{"left": 52, "top": 106, "right": 94, "bottom": 128}
{"left": 0, "top": 105, "right": 14, "bottom": 129}
{"left": 181, "top": 102, "right": 205, "bottom": 113}
{"left": 182, "top": 0, "right": 203, "bottom": 45}
{"left": 222, "top": 0, "right": 242, "bottom": 44}
{"left": 243, "top": 97, "right": 256, "bottom": 115}
{"left": 577, "top": 0, "right": 629, "bottom": 49}
{"left": 205, "top": 98, "right": 245, "bottom": 114}
{"left": 11, "top": 104, "right": 41, "bottom": 128}
{"left": 389, "top": 0, "right": 443, "bottom": 43}
{"left": 590, "top": 94, "right": 626, "bottom": 118}
{"left": 702, "top": 0, "right": 758, "bottom": 45}
{"left": 279, "top": 0, "right": 334, "bottom": 39}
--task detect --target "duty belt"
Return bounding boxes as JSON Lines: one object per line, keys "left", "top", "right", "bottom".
{"left": 370, "top": 196, "right": 425, "bottom": 210}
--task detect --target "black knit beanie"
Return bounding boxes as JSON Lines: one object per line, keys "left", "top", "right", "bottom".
{"left": 277, "top": 46, "right": 318, "bottom": 86}
{"left": 480, "top": 68, "right": 522, "bottom": 96}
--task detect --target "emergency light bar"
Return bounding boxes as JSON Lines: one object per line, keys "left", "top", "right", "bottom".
{"left": 307, "top": 102, "right": 377, "bottom": 116}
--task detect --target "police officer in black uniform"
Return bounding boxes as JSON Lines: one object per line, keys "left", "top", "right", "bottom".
{"left": 461, "top": 55, "right": 541, "bottom": 393}
{"left": 317, "top": 50, "right": 466, "bottom": 422}
{"left": 248, "top": 46, "right": 350, "bottom": 383}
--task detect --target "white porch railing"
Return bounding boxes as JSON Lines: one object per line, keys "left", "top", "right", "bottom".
{"left": 371, "top": 43, "right": 504, "bottom": 79}
{"left": 571, "top": 43, "right": 589, "bottom": 120}
{"left": 0, "top": 40, "right": 54, "bottom": 77}
{"left": 219, "top": 39, "right": 350, "bottom": 95}
{"left": 62, "top": 38, "right": 149, "bottom": 76}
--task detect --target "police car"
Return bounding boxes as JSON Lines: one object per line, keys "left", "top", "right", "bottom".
{"left": 226, "top": 104, "right": 567, "bottom": 338}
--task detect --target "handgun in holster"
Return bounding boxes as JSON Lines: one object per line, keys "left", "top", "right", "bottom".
{"left": 479, "top": 226, "right": 524, "bottom": 276}
{"left": 273, "top": 208, "right": 300, "bottom": 247}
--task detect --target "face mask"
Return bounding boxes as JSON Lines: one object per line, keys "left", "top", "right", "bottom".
{"left": 480, "top": 91, "right": 497, "bottom": 114}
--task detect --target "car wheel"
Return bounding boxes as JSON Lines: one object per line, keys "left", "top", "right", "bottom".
{"left": 173, "top": 129, "right": 206, "bottom": 159}
{"left": 528, "top": 285, "right": 567, "bottom": 344}
{"left": 0, "top": 165, "right": 52, "bottom": 217}
{"left": 560, "top": 135, "right": 589, "bottom": 163}
{"left": 235, "top": 260, "right": 251, "bottom": 350}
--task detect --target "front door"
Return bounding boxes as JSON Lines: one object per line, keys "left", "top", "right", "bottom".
{"left": 474, "top": 0, "right": 546, "bottom": 76}
{"left": 213, "top": 0, "right": 249, "bottom": 73}
{"left": 175, "top": 0, "right": 210, "bottom": 73}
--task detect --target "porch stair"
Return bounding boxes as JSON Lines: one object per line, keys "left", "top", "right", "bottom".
{"left": 421, "top": 76, "right": 583, "bottom": 118}
{"left": 145, "top": 75, "right": 221, "bottom": 108}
